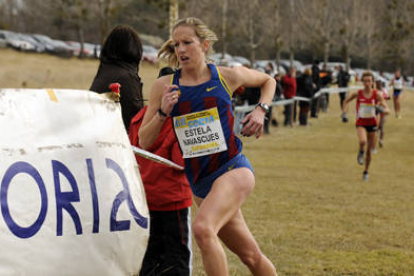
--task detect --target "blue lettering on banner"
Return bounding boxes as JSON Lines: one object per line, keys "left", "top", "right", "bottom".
{"left": 86, "top": 159, "right": 100, "bottom": 233}
{"left": 0, "top": 158, "right": 148, "bottom": 239}
{"left": 107, "top": 158, "right": 148, "bottom": 231}
{"left": 1, "top": 162, "right": 48, "bottom": 239}
{"left": 52, "top": 160, "right": 83, "bottom": 236}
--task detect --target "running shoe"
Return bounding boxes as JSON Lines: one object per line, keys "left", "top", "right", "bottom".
{"left": 379, "top": 140, "right": 383, "bottom": 148}
{"left": 362, "top": 171, "right": 369, "bottom": 182}
{"left": 372, "top": 147, "right": 377, "bottom": 154}
{"left": 357, "top": 150, "right": 364, "bottom": 165}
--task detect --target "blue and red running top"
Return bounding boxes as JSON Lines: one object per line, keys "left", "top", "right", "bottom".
{"left": 170, "top": 63, "right": 242, "bottom": 186}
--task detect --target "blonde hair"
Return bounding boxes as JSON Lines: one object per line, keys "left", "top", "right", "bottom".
{"left": 158, "top": 17, "right": 218, "bottom": 68}
{"left": 361, "top": 71, "right": 374, "bottom": 81}
{"left": 304, "top": 67, "right": 312, "bottom": 76}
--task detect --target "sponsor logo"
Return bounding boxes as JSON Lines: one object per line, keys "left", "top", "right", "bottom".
{"left": 206, "top": 86, "right": 217, "bottom": 92}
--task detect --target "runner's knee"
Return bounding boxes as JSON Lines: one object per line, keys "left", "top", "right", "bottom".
{"left": 238, "top": 246, "right": 263, "bottom": 270}
{"left": 193, "top": 220, "right": 216, "bottom": 250}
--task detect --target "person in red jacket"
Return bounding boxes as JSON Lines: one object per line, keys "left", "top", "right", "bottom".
{"left": 129, "top": 68, "right": 193, "bottom": 275}
{"left": 281, "top": 67, "right": 297, "bottom": 126}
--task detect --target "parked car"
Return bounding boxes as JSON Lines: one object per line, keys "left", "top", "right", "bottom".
{"left": 254, "top": 60, "right": 285, "bottom": 76}
{"left": 65, "top": 41, "right": 94, "bottom": 58}
{"left": 32, "top": 34, "right": 57, "bottom": 54}
{"left": 208, "top": 52, "right": 233, "bottom": 65}
{"left": 0, "top": 30, "right": 36, "bottom": 52}
{"left": 0, "top": 34, "right": 6, "bottom": 48}
{"left": 232, "top": 56, "right": 251, "bottom": 67}
{"left": 83, "top": 42, "right": 100, "bottom": 59}
{"left": 280, "top": 59, "right": 304, "bottom": 72}
{"left": 142, "top": 44, "right": 158, "bottom": 64}
{"left": 48, "top": 39, "right": 73, "bottom": 58}
{"left": 19, "top": 33, "right": 45, "bottom": 53}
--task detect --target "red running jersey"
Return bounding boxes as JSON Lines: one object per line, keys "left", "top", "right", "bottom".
{"left": 356, "top": 89, "right": 378, "bottom": 126}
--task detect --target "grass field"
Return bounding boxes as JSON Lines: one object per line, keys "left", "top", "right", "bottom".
{"left": 1, "top": 48, "right": 414, "bottom": 275}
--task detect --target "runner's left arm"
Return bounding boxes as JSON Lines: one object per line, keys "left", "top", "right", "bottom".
{"left": 376, "top": 92, "right": 390, "bottom": 115}
{"left": 220, "top": 66, "right": 276, "bottom": 138}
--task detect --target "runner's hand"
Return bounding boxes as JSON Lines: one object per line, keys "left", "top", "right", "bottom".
{"left": 241, "top": 108, "right": 265, "bottom": 138}
{"left": 160, "top": 84, "right": 180, "bottom": 116}
{"left": 375, "top": 105, "right": 385, "bottom": 114}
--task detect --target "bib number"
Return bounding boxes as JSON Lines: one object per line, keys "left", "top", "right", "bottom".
{"left": 173, "top": 108, "right": 227, "bottom": 158}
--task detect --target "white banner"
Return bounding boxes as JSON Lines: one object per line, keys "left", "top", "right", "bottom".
{"left": 0, "top": 89, "right": 149, "bottom": 276}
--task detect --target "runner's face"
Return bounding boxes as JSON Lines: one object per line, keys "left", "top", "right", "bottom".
{"left": 362, "top": 76, "right": 373, "bottom": 89}
{"left": 173, "top": 25, "right": 206, "bottom": 67}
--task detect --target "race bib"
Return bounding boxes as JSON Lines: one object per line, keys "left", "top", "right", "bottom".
{"left": 358, "top": 103, "right": 376, "bottom": 118}
{"left": 173, "top": 108, "right": 227, "bottom": 158}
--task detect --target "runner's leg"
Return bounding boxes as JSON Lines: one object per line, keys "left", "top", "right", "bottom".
{"left": 218, "top": 209, "right": 277, "bottom": 276}
{"left": 192, "top": 168, "right": 255, "bottom": 276}
{"left": 365, "top": 131, "right": 376, "bottom": 173}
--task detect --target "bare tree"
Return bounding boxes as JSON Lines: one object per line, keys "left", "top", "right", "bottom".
{"left": 269, "top": 0, "right": 283, "bottom": 72}
{"left": 234, "top": 0, "right": 266, "bottom": 65}
{"left": 380, "top": 0, "right": 413, "bottom": 70}
{"left": 296, "top": 0, "right": 337, "bottom": 64}
{"left": 93, "top": 0, "right": 127, "bottom": 44}
{"left": 1, "top": 0, "right": 21, "bottom": 30}
{"left": 357, "top": 0, "right": 380, "bottom": 70}
{"left": 287, "top": 0, "right": 298, "bottom": 67}
{"left": 220, "top": 0, "right": 228, "bottom": 59}
{"left": 336, "top": 0, "right": 362, "bottom": 71}
{"left": 52, "top": 0, "right": 91, "bottom": 58}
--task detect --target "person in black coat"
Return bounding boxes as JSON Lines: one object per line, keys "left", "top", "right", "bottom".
{"left": 296, "top": 68, "right": 314, "bottom": 126}
{"left": 90, "top": 24, "right": 144, "bottom": 131}
{"left": 336, "top": 66, "right": 350, "bottom": 109}
{"left": 310, "top": 60, "right": 320, "bottom": 118}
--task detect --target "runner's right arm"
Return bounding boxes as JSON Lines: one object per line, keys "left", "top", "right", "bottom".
{"left": 342, "top": 91, "right": 358, "bottom": 114}
{"left": 138, "top": 77, "right": 179, "bottom": 149}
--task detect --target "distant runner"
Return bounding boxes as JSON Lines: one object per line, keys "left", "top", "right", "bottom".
{"left": 390, "top": 69, "right": 404, "bottom": 118}
{"left": 375, "top": 78, "right": 390, "bottom": 149}
{"left": 342, "top": 71, "right": 390, "bottom": 181}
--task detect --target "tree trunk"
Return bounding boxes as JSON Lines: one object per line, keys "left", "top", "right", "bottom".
{"left": 248, "top": 13, "right": 255, "bottom": 65}
{"left": 344, "top": 44, "right": 350, "bottom": 71}
{"left": 289, "top": 50, "right": 294, "bottom": 68}
{"left": 77, "top": 24, "right": 85, "bottom": 59}
{"left": 169, "top": 0, "right": 179, "bottom": 37}
{"left": 221, "top": 0, "right": 228, "bottom": 59}
{"left": 323, "top": 40, "right": 329, "bottom": 65}
{"left": 276, "top": 48, "right": 281, "bottom": 73}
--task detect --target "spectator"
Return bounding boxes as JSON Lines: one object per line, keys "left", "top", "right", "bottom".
{"left": 337, "top": 65, "right": 350, "bottom": 109}
{"left": 270, "top": 74, "right": 283, "bottom": 127}
{"left": 265, "top": 62, "right": 274, "bottom": 75}
{"left": 319, "top": 63, "right": 333, "bottom": 112}
{"left": 310, "top": 60, "right": 321, "bottom": 118}
{"left": 90, "top": 25, "right": 144, "bottom": 131}
{"left": 130, "top": 67, "right": 193, "bottom": 276}
{"left": 281, "top": 67, "right": 297, "bottom": 126}
{"left": 296, "top": 68, "right": 313, "bottom": 126}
